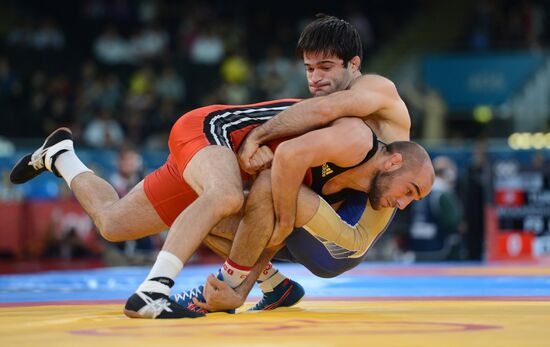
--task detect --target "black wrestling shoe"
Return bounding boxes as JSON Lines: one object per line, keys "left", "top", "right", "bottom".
{"left": 10, "top": 127, "right": 73, "bottom": 184}
{"left": 124, "top": 291, "right": 205, "bottom": 319}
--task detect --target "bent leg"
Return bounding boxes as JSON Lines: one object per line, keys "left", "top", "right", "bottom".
{"left": 203, "top": 235, "right": 231, "bottom": 258}
{"left": 277, "top": 189, "right": 370, "bottom": 278}
{"left": 281, "top": 228, "right": 365, "bottom": 278}
{"left": 162, "top": 145, "right": 244, "bottom": 265}
{"left": 228, "top": 170, "right": 275, "bottom": 267}
{"left": 71, "top": 174, "right": 168, "bottom": 241}
{"left": 129, "top": 146, "right": 245, "bottom": 318}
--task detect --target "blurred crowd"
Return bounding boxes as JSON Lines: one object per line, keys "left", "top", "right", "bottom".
{"left": 1, "top": 1, "right": 549, "bottom": 144}
{"left": 1, "top": 0, "right": 549, "bottom": 264}
{"left": 466, "top": 0, "right": 549, "bottom": 51}
{"left": 0, "top": 0, "right": 394, "bottom": 146}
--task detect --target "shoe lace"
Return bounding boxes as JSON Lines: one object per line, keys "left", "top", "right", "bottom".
{"left": 29, "top": 149, "right": 47, "bottom": 170}
{"left": 173, "top": 286, "right": 203, "bottom": 302}
{"left": 254, "top": 293, "right": 270, "bottom": 309}
{"left": 186, "top": 302, "right": 209, "bottom": 314}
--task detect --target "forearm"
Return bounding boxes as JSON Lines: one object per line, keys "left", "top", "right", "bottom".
{"left": 251, "top": 98, "right": 334, "bottom": 144}
{"left": 234, "top": 247, "right": 280, "bottom": 300}
{"left": 271, "top": 150, "right": 308, "bottom": 230}
{"left": 303, "top": 198, "right": 396, "bottom": 257}
{"left": 229, "top": 170, "right": 275, "bottom": 267}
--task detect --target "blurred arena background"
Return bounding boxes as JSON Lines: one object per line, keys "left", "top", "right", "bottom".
{"left": 1, "top": 0, "right": 550, "bottom": 272}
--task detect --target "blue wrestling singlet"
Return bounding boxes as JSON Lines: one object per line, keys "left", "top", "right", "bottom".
{"left": 275, "top": 190, "right": 394, "bottom": 278}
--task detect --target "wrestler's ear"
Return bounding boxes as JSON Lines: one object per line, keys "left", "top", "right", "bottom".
{"left": 349, "top": 56, "right": 361, "bottom": 72}
{"left": 384, "top": 153, "right": 403, "bottom": 172}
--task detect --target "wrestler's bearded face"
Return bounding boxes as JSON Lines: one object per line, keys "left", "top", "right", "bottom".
{"left": 367, "top": 170, "right": 393, "bottom": 210}
{"left": 369, "top": 168, "right": 423, "bottom": 210}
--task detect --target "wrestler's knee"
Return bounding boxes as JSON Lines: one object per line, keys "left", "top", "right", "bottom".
{"left": 308, "top": 267, "right": 342, "bottom": 279}
{"left": 94, "top": 211, "right": 128, "bottom": 242}
{"left": 96, "top": 223, "right": 122, "bottom": 242}
{"left": 304, "top": 261, "right": 357, "bottom": 278}
{"left": 203, "top": 187, "right": 244, "bottom": 218}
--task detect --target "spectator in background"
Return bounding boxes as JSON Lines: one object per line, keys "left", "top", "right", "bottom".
{"left": 468, "top": 0, "right": 496, "bottom": 51}
{"left": 465, "top": 139, "right": 489, "bottom": 260}
{"left": 189, "top": 25, "right": 224, "bottom": 66}
{"left": 531, "top": 150, "right": 547, "bottom": 170}
{"left": 215, "top": 50, "right": 253, "bottom": 104}
{"left": 28, "top": 71, "right": 51, "bottom": 135}
{"left": 145, "top": 99, "right": 178, "bottom": 149}
{"left": 130, "top": 24, "right": 169, "bottom": 62}
{"left": 408, "top": 156, "right": 463, "bottom": 260}
{"left": 256, "top": 44, "right": 293, "bottom": 99}
{"left": 5, "top": 19, "right": 34, "bottom": 49}
{"left": 155, "top": 66, "right": 185, "bottom": 104}
{"left": 109, "top": 145, "right": 144, "bottom": 196}
{"left": 31, "top": 18, "right": 65, "bottom": 51}
{"left": 125, "top": 66, "right": 156, "bottom": 113}
{"left": 0, "top": 169, "right": 24, "bottom": 202}
{"left": 346, "top": 6, "right": 374, "bottom": 55}
{"left": 97, "top": 73, "right": 123, "bottom": 112}
{"left": 42, "top": 74, "right": 74, "bottom": 135}
{"left": 0, "top": 57, "right": 24, "bottom": 137}
{"left": 74, "top": 61, "right": 103, "bottom": 130}
{"left": 123, "top": 66, "right": 156, "bottom": 143}
{"left": 83, "top": 108, "right": 125, "bottom": 148}
{"left": 188, "top": 24, "right": 225, "bottom": 103}
{"left": 104, "top": 145, "right": 157, "bottom": 265}
{"left": 402, "top": 83, "right": 447, "bottom": 141}
{"left": 94, "top": 26, "right": 133, "bottom": 65}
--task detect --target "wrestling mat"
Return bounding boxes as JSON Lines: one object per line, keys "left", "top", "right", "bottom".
{"left": 1, "top": 263, "right": 549, "bottom": 347}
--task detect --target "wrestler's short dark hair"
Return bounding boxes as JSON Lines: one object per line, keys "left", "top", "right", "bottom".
{"left": 385, "top": 141, "right": 431, "bottom": 173}
{"left": 296, "top": 14, "right": 363, "bottom": 67}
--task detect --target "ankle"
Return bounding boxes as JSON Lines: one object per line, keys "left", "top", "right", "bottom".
{"left": 258, "top": 271, "right": 286, "bottom": 293}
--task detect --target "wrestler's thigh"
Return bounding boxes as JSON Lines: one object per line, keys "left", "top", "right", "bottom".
{"left": 107, "top": 180, "right": 168, "bottom": 239}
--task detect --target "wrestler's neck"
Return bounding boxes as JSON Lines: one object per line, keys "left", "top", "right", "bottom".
{"left": 323, "top": 165, "right": 375, "bottom": 194}
{"left": 336, "top": 148, "right": 388, "bottom": 193}
{"left": 346, "top": 72, "right": 363, "bottom": 90}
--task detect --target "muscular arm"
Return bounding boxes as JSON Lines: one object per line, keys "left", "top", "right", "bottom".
{"left": 250, "top": 74, "right": 409, "bottom": 143}
{"left": 302, "top": 195, "right": 396, "bottom": 257}
{"left": 271, "top": 117, "right": 373, "bottom": 237}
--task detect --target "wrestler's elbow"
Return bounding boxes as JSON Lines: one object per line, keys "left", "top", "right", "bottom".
{"left": 267, "top": 227, "right": 293, "bottom": 248}
{"left": 273, "top": 142, "right": 295, "bottom": 163}
{"left": 355, "top": 234, "right": 371, "bottom": 255}
{"left": 273, "top": 217, "right": 294, "bottom": 243}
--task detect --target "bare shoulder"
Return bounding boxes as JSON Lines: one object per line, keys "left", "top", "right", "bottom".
{"left": 350, "top": 74, "right": 410, "bottom": 141}
{"left": 351, "top": 74, "right": 399, "bottom": 97}
{"left": 330, "top": 117, "right": 373, "bottom": 166}
{"left": 332, "top": 117, "right": 373, "bottom": 141}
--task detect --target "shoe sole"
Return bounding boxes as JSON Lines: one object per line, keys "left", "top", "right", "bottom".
{"left": 9, "top": 127, "right": 73, "bottom": 184}
{"left": 123, "top": 309, "right": 145, "bottom": 319}
{"left": 9, "top": 154, "right": 41, "bottom": 184}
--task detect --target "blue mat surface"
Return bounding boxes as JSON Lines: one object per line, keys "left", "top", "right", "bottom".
{"left": 1, "top": 263, "right": 549, "bottom": 304}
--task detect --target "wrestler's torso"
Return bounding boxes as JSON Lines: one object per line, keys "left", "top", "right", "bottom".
{"left": 176, "top": 98, "right": 377, "bottom": 204}
{"left": 306, "top": 132, "right": 379, "bottom": 204}
{"left": 193, "top": 99, "right": 300, "bottom": 151}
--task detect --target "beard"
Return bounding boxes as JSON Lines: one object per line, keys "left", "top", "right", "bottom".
{"left": 368, "top": 170, "right": 393, "bottom": 210}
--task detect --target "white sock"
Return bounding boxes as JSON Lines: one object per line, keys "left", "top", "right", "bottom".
{"left": 258, "top": 270, "right": 286, "bottom": 293}
{"left": 257, "top": 262, "right": 278, "bottom": 282}
{"left": 137, "top": 251, "right": 183, "bottom": 295}
{"left": 55, "top": 150, "right": 93, "bottom": 188}
{"left": 220, "top": 259, "right": 251, "bottom": 288}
